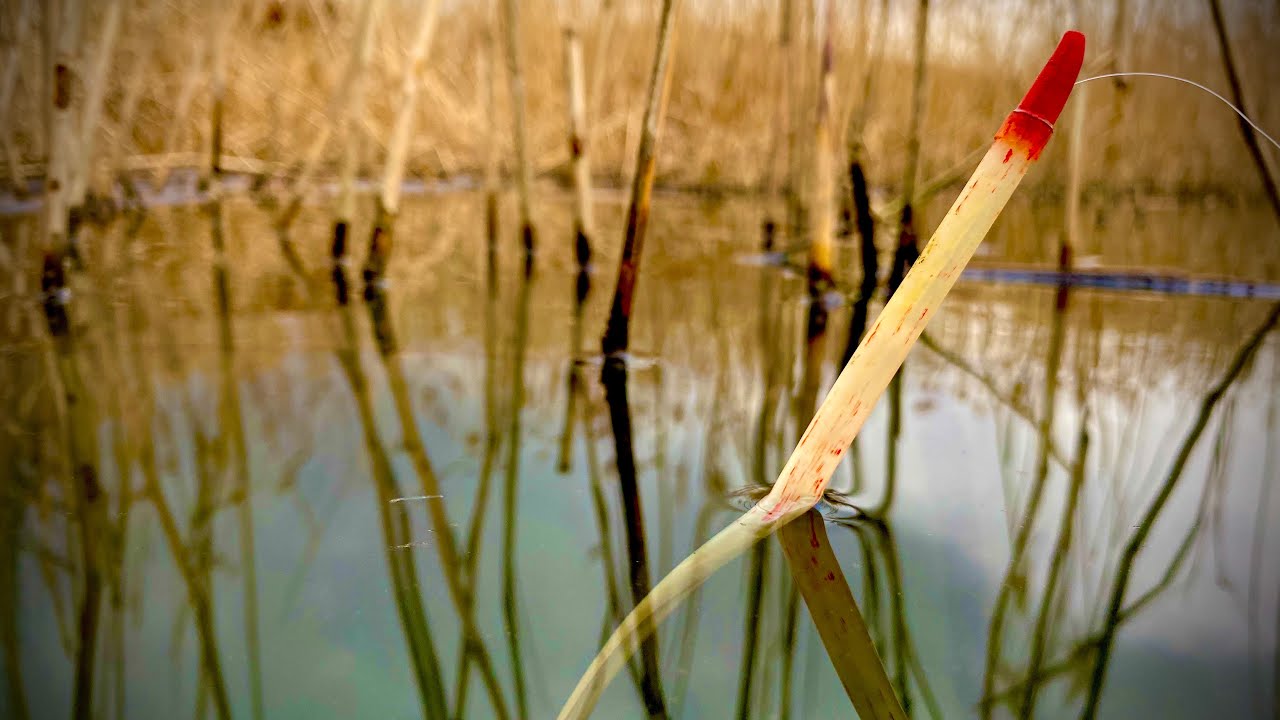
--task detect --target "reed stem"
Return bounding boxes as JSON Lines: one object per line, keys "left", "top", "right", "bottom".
{"left": 364, "top": 0, "right": 440, "bottom": 289}
{"left": 333, "top": 0, "right": 384, "bottom": 257}
{"left": 482, "top": 10, "right": 500, "bottom": 253}
{"left": 807, "top": 2, "right": 837, "bottom": 295}
{"left": 502, "top": 0, "right": 535, "bottom": 252}
{"left": 889, "top": 0, "right": 930, "bottom": 290}
{"left": 844, "top": 0, "right": 889, "bottom": 291}
{"left": 563, "top": 26, "right": 594, "bottom": 268}
{"left": 1205, "top": 0, "right": 1280, "bottom": 223}
{"left": 67, "top": 0, "right": 121, "bottom": 210}
{"left": 45, "top": 0, "right": 84, "bottom": 255}
{"left": 600, "top": 0, "right": 680, "bottom": 357}
{"left": 208, "top": 2, "right": 239, "bottom": 185}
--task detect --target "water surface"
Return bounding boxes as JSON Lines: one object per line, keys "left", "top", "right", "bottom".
{"left": 1, "top": 192, "right": 1278, "bottom": 719}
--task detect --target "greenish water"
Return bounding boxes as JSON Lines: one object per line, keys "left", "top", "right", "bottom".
{"left": 1, "top": 192, "right": 1278, "bottom": 718}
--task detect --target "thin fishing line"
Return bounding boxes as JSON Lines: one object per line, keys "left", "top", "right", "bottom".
{"left": 1074, "top": 72, "right": 1280, "bottom": 153}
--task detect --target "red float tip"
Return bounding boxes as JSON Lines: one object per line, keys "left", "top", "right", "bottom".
{"left": 1017, "top": 30, "right": 1086, "bottom": 127}
{"left": 997, "top": 31, "right": 1085, "bottom": 159}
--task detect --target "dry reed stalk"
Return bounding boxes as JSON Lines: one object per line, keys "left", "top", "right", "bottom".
{"left": 157, "top": 36, "right": 208, "bottom": 189}
{"left": 1206, "top": 0, "right": 1280, "bottom": 222}
{"left": 45, "top": 0, "right": 84, "bottom": 254}
{"left": 333, "top": 0, "right": 385, "bottom": 261}
{"left": 208, "top": 2, "right": 242, "bottom": 184}
{"left": 599, "top": 0, "right": 681, "bottom": 358}
{"left": 889, "top": 0, "right": 930, "bottom": 291}
{"left": 760, "top": 1, "right": 787, "bottom": 220}
{"left": 105, "top": 0, "right": 162, "bottom": 188}
{"left": 502, "top": 0, "right": 535, "bottom": 253}
{"left": 363, "top": 0, "right": 441, "bottom": 287}
{"left": 1062, "top": 1, "right": 1087, "bottom": 269}
{"left": 845, "top": 0, "right": 890, "bottom": 290}
{"left": 281, "top": 0, "right": 385, "bottom": 229}
{"left": 1102, "top": 0, "right": 1129, "bottom": 173}
{"left": 781, "top": 0, "right": 803, "bottom": 237}
{"left": 586, "top": 0, "right": 621, "bottom": 135}
{"left": 558, "top": 32, "right": 1085, "bottom": 719}
{"left": 67, "top": 0, "right": 122, "bottom": 211}
{"left": 563, "top": 26, "right": 594, "bottom": 268}
{"left": 807, "top": 3, "right": 837, "bottom": 295}
{"left": 481, "top": 17, "right": 499, "bottom": 253}
{"left": 0, "top": 0, "right": 34, "bottom": 191}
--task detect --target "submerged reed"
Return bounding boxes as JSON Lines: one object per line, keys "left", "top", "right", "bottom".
{"left": 559, "top": 31, "right": 1086, "bottom": 719}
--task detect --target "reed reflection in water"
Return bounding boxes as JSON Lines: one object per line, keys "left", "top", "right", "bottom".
{"left": 0, "top": 193, "right": 1278, "bottom": 718}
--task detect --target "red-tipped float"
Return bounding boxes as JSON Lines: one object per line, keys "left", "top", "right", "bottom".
{"left": 998, "top": 30, "right": 1086, "bottom": 159}
{"left": 559, "top": 32, "right": 1086, "bottom": 720}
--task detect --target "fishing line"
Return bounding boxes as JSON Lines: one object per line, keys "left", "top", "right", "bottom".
{"left": 1074, "top": 72, "right": 1280, "bottom": 153}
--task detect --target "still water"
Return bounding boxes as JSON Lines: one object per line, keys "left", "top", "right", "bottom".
{"left": 1, "top": 190, "right": 1278, "bottom": 718}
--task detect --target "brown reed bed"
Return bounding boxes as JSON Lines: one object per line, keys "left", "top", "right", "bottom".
{"left": 4, "top": 0, "right": 1277, "bottom": 216}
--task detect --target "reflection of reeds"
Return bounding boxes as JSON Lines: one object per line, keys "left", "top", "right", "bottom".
{"left": 37, "top": 254, "right": 108, "bottom": 720}
{"left": 502, "top": 262, "right": 533, "bottom": 718}
{"left": 1019, "top": 406, "right": 1089, "bottom": 716}
{"left": 334, "top": 305, "right": 449, "bottom": 718}
{"left": 557, "top": 268, "right": 590, "bottom": 473}
{"left": 777, "top": 511, "right": 905, "bottom": 719}
{"left": 367, "top": 291, "right": 512, "bottom": 719}
{"left": 980, "top": 283, "right": 1070, "bottom": 718}
{"left": 1081, "top": 300, "right": 1280, "bottom": 719}
{"left": 732, "top": 541, "right": 770, "bottom": 720}
{"left": 600, "top": 0, "right": 680, "bottom": 357}
{"left": 0, "top": 443, "right": 27, "bottom": 719}
{"left": 602, "top": 358, "right": 671, "bottom": 717}
{"left": 210, "top": 203, "right": 265, "bottom": 720}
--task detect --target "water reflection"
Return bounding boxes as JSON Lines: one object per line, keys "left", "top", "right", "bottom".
{"left": 1, "top": 193, "right": 1277, "bottom": 718}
